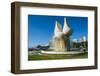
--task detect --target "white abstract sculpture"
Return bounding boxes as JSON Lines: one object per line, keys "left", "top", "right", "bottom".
{"left": 52, "top": 17, "right": 72, "bottom": 52}
{"left": 54, "top": 21, "right": 63, "bottom": 38}
{"left": 63, "top": 17, "right": 71, "bottom": 35}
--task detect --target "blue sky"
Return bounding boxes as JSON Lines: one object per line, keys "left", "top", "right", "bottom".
{"left": 28, "top": 15, "right": 88, "bottom": 48}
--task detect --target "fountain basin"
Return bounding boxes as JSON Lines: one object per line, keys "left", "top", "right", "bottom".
{"left": 41, "top": 50, "right": 85, "bottom": 55}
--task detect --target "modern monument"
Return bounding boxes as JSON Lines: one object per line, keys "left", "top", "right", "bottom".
{"left": 41, "top": 17, "right": 86, "bottom": 55}
{"left": 52, "top": 17, "right": 72, "bottom": 52}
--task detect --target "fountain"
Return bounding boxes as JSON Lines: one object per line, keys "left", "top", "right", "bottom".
{"left": 41, "top": 17, "right": 84, "bottom": 54}
{"left": 52, "top": 17, "right": 72, "bottom": 52}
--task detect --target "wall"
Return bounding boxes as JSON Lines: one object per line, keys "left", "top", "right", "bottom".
{"left": 0, "top": 0, "right": 100, "bottom": 76}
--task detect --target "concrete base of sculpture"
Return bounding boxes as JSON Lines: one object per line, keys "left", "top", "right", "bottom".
{"left": 41, "top": 50, "right": 85, "bottom": 55}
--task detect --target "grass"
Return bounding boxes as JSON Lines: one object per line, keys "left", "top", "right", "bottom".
{"left": 28, "top": 52, "right": 88, "bottom": 61}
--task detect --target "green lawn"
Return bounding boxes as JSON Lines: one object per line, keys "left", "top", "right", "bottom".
{"left": 28, "top": 52, "right": 88, "bottom": 61}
